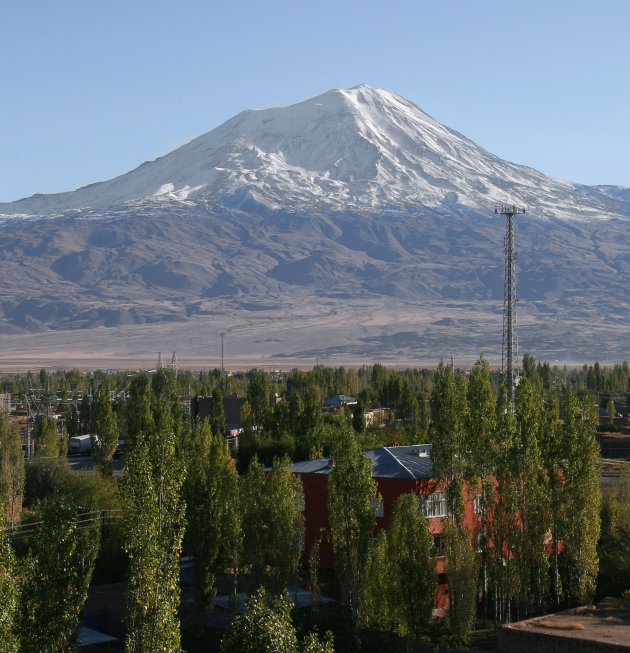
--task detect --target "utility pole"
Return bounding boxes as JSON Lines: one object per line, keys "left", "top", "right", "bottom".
{"left": 495, "top": 204, "right": 525, "bottom": 409}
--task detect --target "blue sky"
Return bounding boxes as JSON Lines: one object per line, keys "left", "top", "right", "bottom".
{"left": 2, "top": 0, "right": 628, "bottom": 202}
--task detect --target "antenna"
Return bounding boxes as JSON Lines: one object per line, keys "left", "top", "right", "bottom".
{"left": 495, "top": 204, "right": 525, "bottom": 409}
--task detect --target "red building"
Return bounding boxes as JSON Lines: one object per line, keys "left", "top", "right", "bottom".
{"left": 292, "top": 444, "right": 481, "bottom": 609}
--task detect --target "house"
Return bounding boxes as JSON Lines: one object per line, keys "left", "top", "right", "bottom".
{"left": 190, "top": 394, "right": 246, "bottom": 431}
{"left": 364, "top": 407, "right": 389, "bottom": 427}
{"left": 321, "top": 394, "right": 357, "bottom": 413}
{"left": 292, "top": 444, "right": 481, "bottom": 609}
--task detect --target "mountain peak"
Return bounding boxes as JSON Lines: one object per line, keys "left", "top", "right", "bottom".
{"left": 1, "top": 87, "right": 627, "bottom": 220}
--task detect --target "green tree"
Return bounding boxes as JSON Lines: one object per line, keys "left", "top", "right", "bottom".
{"left": 239, "top": 455, "right": 304, "bottom": 594}
{"left": 19, "top": 498, "right": 100, "bottom": 653}
{"left": 465, "top": 356, "right": 496, "bottom": 624}
{"left": 607, "top": 399, "right": 616, "bottom": 425}
{"left": 240, "top": 456, "right": 269, "bottom": 592}
{"left": 185, "top": 419, "right": 240, "bottom": 616}
{"left": 418, "top": 395, "right": 429, "bottom": 437}
{"left": 266, "top": 456, "right": 305, "bottom": 594}
{"left": 362, "top": 531, "right": 393, "bottom": 632}
{"left": 489, "top": 381, "right": 520, "bottom": 624}
{"left": 538, "top": 396, "right": 563, "bottom": 606}
{"left": 289, "top": 392, "right": 305, "bottom": 436}
{"left": 430, "top": 362, "right": 467, "bottom": 520}
{"left": 599, "top": 468, "right": 630, "bottom": 597}
{"left": 32, "top": 415, "right": 59, "bottom": 458}
{"left": 352, "top": 398, "right": 365, "bottom": 433}
{"left": 559, "top": 391, "right": 600, "bottom": 606}
{"left": 0, "top": 512, "right": 18, "bottom": 652}
{"left": 221, "top": 587, "right": 333, "bottom": 653}
{"left": 444, "top": 523, "right": 478, "bottom": 643}
{"left": 91, "top": 385, "right": 118, "bottom": 476}
{"left": 514, "top": 374, "right": 550, "bottom": 618}
{"left": 210, "top": 387, "right": 226, "bottom": 437}
{"left": 0, "top": 415, "right": 25, "bottom": 527}
{"left": 247, "top": 370, "right": 271, "bottom": 431}
{"left": 221, "top": 588, "right": 298, "bottom": 653}
{"left": 328, "top": 425, "right": 378, "bottom": 635}
{"left": 300, "top": 386, "right": 322, "bottom": 440}
{"left": 124, "top": 375, "right": 155, "bottom": 449}
{"left": 79, "top": 394, "right": 92, "bottom": 434}
{"left": 122, "top": 423, "right": 186, "bottom": 653}
{"left": 384, "top": 493, "right": 436, "bottom": 640}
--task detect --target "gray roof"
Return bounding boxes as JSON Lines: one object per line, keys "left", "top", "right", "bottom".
{"left": 322, "top": 394, "right": 357, "bottom": 407}
{"left": 292, "top": 444, "right": 434, "bottom": 480}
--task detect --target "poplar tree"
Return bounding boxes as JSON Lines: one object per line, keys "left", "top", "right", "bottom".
{"left": 489, "top": 381, "right": 520, "bottom": 624}
{"left": 328, "top": 425, "right": 378, "bottom": 635}
{"left": 124, "top": 375, "right": 155, "bottom": 449}
{"left": 361, "top": 531, "right": 392, "bottom": 632}
{"left": 599, "top": 468, "right": 630, "bottom": 596}
{"left": 418, "top": 395, "right": 429, "bottom": 438}
{"left": 266, "top": 456, "right": 305, "bottom": 594}
{"left": 384, "top": 493, "right": 436, "bottom": 640}
{"left": 465, "top": 356, "right": 496, "bottom": 625}
{"left": 0, "top": 510, "right": 18, "bottom": 652}
{"left": 19, "top": 498, "right": 100, "bottom": 652}
{"left": 430, "top": 362, "right": 467, "bottom": 520}
{"left": 513, "top": 375, "right": 549, "bottom": 618}
{"left": 240, "top": 455, "right": 304, "bottom": 595}
{"left": 91, "top": 385, "right": 118, "bottom": 476}
{"left": 246, "top": 370, "right": 270, "bottom": 431}
{"left": 0, "top": 415, "right": 24, "bottom": 527}
{"left": 32, "top": 415, "right": 59, "bottom": 458}
{"left": 538, "top": 396, "right": 563, "bottom": 605}
{"left": 210, "top": 387, "right": 226, "bottom": 437}
{"left": 444, "top": 522, "right": 479, "bottom": 643}
{"left": 185, "top": 419, "right": 239, "bottom": 616}
{"left": 559, "top": 391, "right": 600, "bottom": 605}
{"left": 123, "top": 423, "right": 186, "bottom": 653}
{"left": 240, "top": 456, "right": 269, "bottom": 592}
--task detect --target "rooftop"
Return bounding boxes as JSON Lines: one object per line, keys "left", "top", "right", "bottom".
{"left": 322, "top": 394, "right": 357, "bottom": 407}
{"left": 292, "top": 444, "right": 434, "bottom": 480}
{"left": 499, "top": 597, "right": 630, "bottom": 652}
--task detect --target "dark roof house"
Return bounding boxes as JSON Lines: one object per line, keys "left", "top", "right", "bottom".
{"left": 292, "top": 444, "right": 481, "bottom": 609}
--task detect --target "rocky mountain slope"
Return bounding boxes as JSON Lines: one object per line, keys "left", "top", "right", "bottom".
{"left": 0, "top": 86, "right": 628, "bottom": 365}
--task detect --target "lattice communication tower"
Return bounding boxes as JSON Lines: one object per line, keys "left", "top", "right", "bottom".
{"left": 495, "top": 204, "right": 525, "bottom": 408}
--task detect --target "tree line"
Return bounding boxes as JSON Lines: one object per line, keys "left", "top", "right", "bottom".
{"left": 0, "top": 359, "right": 626, "bottom": 651}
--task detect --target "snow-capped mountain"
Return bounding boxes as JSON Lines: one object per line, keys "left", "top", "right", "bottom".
{"left": 1, "top": 85, "right": 629, "bottom": 365}
{"left": 2, "top": 85, "right": 627, "bottom": 221}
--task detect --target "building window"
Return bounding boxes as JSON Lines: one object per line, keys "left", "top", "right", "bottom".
{"left": 474, "top": 532, "right": 484, "bottom": 553}
{"left": 431, "top": 535, "right": 445, "bottom": 558}
{"left": 295, "top": 492, "right": 305, "bottom": 512}
{"left": 474, "top": 493, "right": 482, "bottom": 514}
{"left": 420, "top": 492, "right": 448, "bottom": 518}
{"left": 370, "top": 497, "right": 384, "bottom": 517}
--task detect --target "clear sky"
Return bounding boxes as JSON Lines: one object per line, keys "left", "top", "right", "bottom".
{"left": 2, "top": 0, "right": 628, "bottom": 202}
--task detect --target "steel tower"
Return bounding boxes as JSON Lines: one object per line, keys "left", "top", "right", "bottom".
{"left": 495, "top": 204, "right": 525, "bottom": 408}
